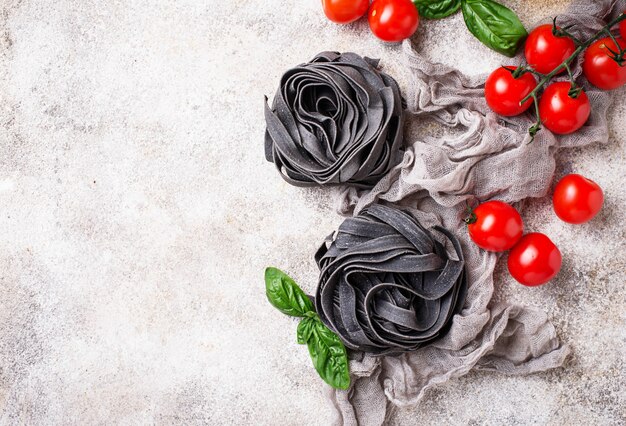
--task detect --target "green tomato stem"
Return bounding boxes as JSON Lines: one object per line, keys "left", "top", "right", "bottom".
{"left": 528, "top": 94, "right": 542, "bottom": 140}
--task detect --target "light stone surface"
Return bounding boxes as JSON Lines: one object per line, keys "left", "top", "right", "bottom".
{"left": 1, "top": 0, "right": 624, "bottom": 424}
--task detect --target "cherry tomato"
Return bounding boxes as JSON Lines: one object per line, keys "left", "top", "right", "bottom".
{"left": 553, "top": 174, "right": 604, "bottom": 224}
{"left": 525, "top": 24, "right": 576, "bottom": 74}
{"left": 538, "top": 82, "right": 590, "bottom": 135}
{"left": 582, "top": 37, "right": 626, "bottom": 90}
{"left": 620, "top": 11, "right": 626, "bottom": 40}
{"left": 466, "top": 201, "right": 524, "bottom": 252}
{"left": 485, "top": 67, "right": 537, "bottom": 116}
{"left": 507, "top": 233, "right": 562, "bottom": 286}
{"left": 322, "top": 0, "right": 369, "bottom": 24}
{"left": 368, "top": 0, "right": 419, "bottom": 43}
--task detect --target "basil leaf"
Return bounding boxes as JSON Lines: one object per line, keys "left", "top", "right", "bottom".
{"left": 414, "top": 0, "right": 461, "bottom": 20}
{"left": 297, "top": 316, "right": 317, "bottom": 344}
{"left": 461, "top": 0, "right": 527, "bottom": 57}
{"left": 265, "top": 267, "right": 314, "bottom": 317}
{"left": 306, "top": 319, "right": 350, "bottom": 390}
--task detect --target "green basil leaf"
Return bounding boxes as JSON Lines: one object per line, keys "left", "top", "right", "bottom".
{"left": 265, "top": 267, "right": 314, "bottom": 317}
{"left": 414, "top": 0, "right": 461, "bottom": 19}
{"left": 461, "top": 0, "right": 528, "bottom": 57}
{"left": 296, "top": 316, "right": 317, "bottom": 344}
{"left": 306, "top": 319, "right": 350, "bottom": 390}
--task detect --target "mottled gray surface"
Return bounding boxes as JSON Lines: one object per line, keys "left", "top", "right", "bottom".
{"left": 0, "top": 0, "right": 624, "bottom": 425}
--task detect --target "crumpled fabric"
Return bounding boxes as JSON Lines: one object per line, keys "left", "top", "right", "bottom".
{"left": 264, "top": 52, "right": 404, "bottom": 188}
{"left": 315, "top": 204, "right": 468, "bottom": 356}
{"left": 327, "top": 1, "right": 625, "bottom": 424}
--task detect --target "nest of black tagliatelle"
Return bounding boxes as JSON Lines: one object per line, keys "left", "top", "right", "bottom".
{"left": 314, "top": 204, "right": 468, "bottom": 356}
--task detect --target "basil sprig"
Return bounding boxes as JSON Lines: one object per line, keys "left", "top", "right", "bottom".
{"left": 413, "top": 0, "right": 527, "bottom": 57}
{"left": 265, "top": 267, "right": 350, "bottom": 390}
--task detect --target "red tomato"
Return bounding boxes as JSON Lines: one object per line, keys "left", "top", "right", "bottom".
{"left": 582, "top": 37, "right": 626, "bottom": 90}
{"left": 620, "top": 11, "right": 626, "bottom": 40}
{"left": 507, "top": 233, "right": 562, "bottom": 286}
{"left": 525, "top": 24, "right": 576, "bottom": 74}
{"left": 368, "top": 0, "right": 419, "bottom": 42}
{"left": 553, "top": 174, "right": 604, "bottom": 224}
{"left": 322, "top": 0, "right": 369, "bottom": 24}
{"left": 466, "top": 201, "right": 524, "bottom": 252}
{"left": 485, "top": 67, "right": 537, "bottom": 116}
{"left": 538, "top": 82, "right": 590, "bottom": 135}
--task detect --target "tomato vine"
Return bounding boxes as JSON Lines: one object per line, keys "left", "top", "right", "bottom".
{"left": 518, "top": 13, "right": 626, "bottom": 138}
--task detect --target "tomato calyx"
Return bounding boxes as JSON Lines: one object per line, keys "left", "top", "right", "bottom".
{"left": 601, "top": 29, "right": 626, "bottom": 65}
{"left": 502, "top": 65, "right": 530, "bottom": 80}
{"left": 463, "top": 204, "right": 477, "bottom": 225}
{"left": 528, "top": 119, "right": 542, "bottom": 139}
{"left": 551, "top": 17, "right": 582, "bottom": 45}
{"left": 568, "top": 87, "right": 583, "bottom": 99}
{"left": 567, "top": 82, "right": 583, "bottom": 99}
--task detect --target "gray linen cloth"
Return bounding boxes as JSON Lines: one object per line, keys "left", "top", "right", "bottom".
{"left": 327, "top": 1, "right": 625, "bottom": 424}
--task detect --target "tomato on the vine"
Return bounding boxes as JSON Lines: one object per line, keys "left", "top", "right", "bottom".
{"left": 368, "top": 0, "right": 419, "bottom": 42}
{"left": 553, "top": 174, "right": 604, "bottom": 224}
{"left": 507, "top": 233, "right": 562, "bottom": 287}
{"left": 525, "top": 24, "right": 576, "bottom": 74}
{"left": 484, "top": 67, "right": 537, "bottom": 116}
{"left": 538, "top": 82, "right": 591, "bottom": 135}
{"left": 583, "top": 37, "right": 626, "bottom": 90}
{"left": 620, "top": 11, "right": 626, "bottom": 40}
{"left": 322, "top": 0, "right": 369, "bottom": 24}
{"left": 466, "top": 200, "right": 523, "bottom": 252}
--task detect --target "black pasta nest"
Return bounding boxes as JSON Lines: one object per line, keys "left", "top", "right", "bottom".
{"left": 314, "top": 204, "right": 468, "bottom": 355}
{"left": 264, "top": 51, "right": 404, "bottom": 187}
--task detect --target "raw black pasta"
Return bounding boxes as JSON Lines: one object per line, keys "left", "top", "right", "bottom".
{"left": 314, "top": 204, "right": 467, "bottom": 355}
{"left": 264, "top": 52, "right": 404, "bottom": 187}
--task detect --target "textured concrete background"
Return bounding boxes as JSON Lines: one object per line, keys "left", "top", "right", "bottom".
{"left": 0, "top": 0, "right": 624, "bottom": 424}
